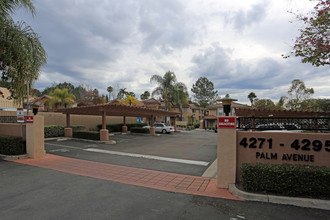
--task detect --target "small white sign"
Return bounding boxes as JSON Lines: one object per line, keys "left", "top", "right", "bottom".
{"left": 17, "top": 108, "right": 24, "bottom": 123}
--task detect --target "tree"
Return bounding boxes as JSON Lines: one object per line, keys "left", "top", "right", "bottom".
{"left": 48, "top": 88, "right": 76, "bottom": 109}
{"left": 79, "top": 89, "right": 105, "bottom": 106}
{"left": 191, "top": 77, "right": 218, "bottom": 109}
{"left": 191, "top": 77, "right": 218, "bottom": 128}
{"left": 126, "top": 91, "right": 135, "bottom": 98}
{"left": 275, "top": 96, "right": 286, "bottom": 110}
{"left": 120, "top": 95, "right": 140, "bottom": 106}
{"left": 172, "top": 84, "right": 188, "bottom": 121}
{"left": 254, "top": 99, "right": 276, "bottom": 110}
{"left": 150, "top": 71, "right": 180, "bottom": 111}
{"left": 0, "top": 0, "right": 47, "bottom": 105}
{"left": 284, "top": 0, "right": 329, "bottom": 66}
{"left": 117, "top": 88, "right": 127, "bottom": 99}
{"left": 248, "top": 92, "right": 257, "bottom": 106}
{"left": 107, "top": 86, "right": 113, "bottom": 101}
{"left": 286, "top": 79, "right": 314, "bottom": 110}
{"left": 140, "top": 91, "right": 150, "bottom": 100}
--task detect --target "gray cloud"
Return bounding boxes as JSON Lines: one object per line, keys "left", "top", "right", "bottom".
{"left": 227, "top": 1, "right": 270, "bottom": 31}
{"left": 191, "top": 44, "right": 329, "bottom": 100}
{"left": 138, "top": 0, "right": 200, "bottom": 53}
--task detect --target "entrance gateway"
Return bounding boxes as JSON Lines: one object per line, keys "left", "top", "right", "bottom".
{"left": 216, "top": 116, "right": 330, "bottom": 189}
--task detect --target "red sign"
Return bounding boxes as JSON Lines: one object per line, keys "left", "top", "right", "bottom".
{"left": 218, "top": 117, "right": 236, "bottom": 129}
{"left": 26, "top": 116, "right": 34, "bottom": 123}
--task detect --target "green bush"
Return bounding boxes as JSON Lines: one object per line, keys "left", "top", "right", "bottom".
{"left": 241, "top": 163, "right": 330, "bottom": 197}
{"left": 44, "top": 125, "right": 64, "bottom": 138}
{"left": 96, "top": 123, "right": 147, "bottom": 132}
{"left": 130, "top": 127, "right": 149, "bottom": 133}
{"left": 71, "top": 125, "right": 85, "bottom": 132}
{"left": 44, "top": 125, "right": 86, "bottom": 138}
{"left": 73, "top": 131, "right": 100, "bottom": 140}
{"left": 0, "top": 135, "right": 25, "bottom": 155}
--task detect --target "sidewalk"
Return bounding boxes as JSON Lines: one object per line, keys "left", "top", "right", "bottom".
{"left": 11, "top": 154, "right": 241, "bottom": 201}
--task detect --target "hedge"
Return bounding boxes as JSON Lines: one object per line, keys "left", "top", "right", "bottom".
{"left": 73, "top": 131, "right": 100, "bottom": 140}
{"left": 44, "top": 125, "right": 85, "bottom": 138}
{"left": 241, "top": 163, "right": 330, "bottom": 197}
{"left": 0, "top": 135, "right": 25, "bottom": 155}
{"left": 130, "top": 127, "right": 149, "bottom": 134}
{"left": 96, "top": 123, "right": 147, "bottom": 132}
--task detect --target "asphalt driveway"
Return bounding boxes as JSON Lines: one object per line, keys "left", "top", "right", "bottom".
{"left": 45, "top": 130, "right": 217, "bottom": 176}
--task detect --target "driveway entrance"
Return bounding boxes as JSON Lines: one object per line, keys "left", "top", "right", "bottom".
{"left": 45, "top": 130, "right": 217, "bottom": 176}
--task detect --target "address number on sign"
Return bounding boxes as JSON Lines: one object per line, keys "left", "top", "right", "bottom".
{"left": 240, "top": 137, "right": 330, "bottom": 152}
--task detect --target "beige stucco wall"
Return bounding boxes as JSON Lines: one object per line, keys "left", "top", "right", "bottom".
{"left": 236, "top": 131, "right": 330, "bottom": 182}
{"left": 0, "top": 111, "right": 138, "bottom": 130}
{"left": 0, "top": 123, "right": 26, "bottom": 140}
{"left": 38, "top": 112, "right": 137, "bottom": 129}
{"left": 0, "top": 87, "right": 19, "bottom": 108}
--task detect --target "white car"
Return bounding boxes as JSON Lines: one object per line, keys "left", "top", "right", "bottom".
{"left": 143, "top": 123, "right": 175, "bottom": 134}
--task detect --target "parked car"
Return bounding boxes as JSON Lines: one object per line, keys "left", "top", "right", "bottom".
{"left": 143, "top": 123, "right": 175, "bottom": 134}
{"left": 256, "top": 123, "right": 302, "bottom": 132}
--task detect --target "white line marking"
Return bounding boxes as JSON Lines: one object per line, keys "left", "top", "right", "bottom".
{"left": 45, "top": 143, "right": 83, "bottom": 150}
{"left": 84, "top": 148, "right": 210, "bottom": 166}
{"left": 49, "top": 149, "right": 69, "bottom": 153}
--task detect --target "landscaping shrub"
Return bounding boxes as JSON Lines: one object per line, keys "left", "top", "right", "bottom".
{"left": 96, "top": 123, "right": 147, "bottom": 132}
{"left": 0, "top": 135, "right": 25, "bottom": 155}
{"left": 71, "top": 125, "right": 85, "bottom": 132}
{"left": 241, "top": 163, "right": 330, "bottom": 197}
{"left": 130, "top": 127, "right": 149, "bottom": 134}
{"left": 44, "top": 125, "right": 64, "bottom": 138}
{"left": 44, "top": 125, "right": 86, "bottom": 138}
{"left": 73, "top": 131, "right": 100, "bottom": 140}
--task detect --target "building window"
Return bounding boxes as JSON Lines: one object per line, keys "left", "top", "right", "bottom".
{"left": 188, "top": 108, "right": 192, "bottom": 113}
{"left": 218, "top": 109, "right": 223, "bottom": 116}
{"left": 192, "top": 109, "right": 195, "bottom": 113}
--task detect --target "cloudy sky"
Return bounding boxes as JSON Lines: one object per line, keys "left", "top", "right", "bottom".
{"left": 14, "top": 0, "right": 329, "bottom": 104}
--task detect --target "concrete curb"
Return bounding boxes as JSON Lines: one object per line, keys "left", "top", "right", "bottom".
{"left": 229, "top": 184, "right": 330, "bottom": 210}
{"left": 0, "top": 153, "right": 28, "bottom": 160}
{"left": 202, "top": 159, "right": 217, "bottom": 178}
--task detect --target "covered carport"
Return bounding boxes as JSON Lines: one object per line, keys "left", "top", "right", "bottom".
{"left": 61, "top": 103, "right": 180, "bottom": 141}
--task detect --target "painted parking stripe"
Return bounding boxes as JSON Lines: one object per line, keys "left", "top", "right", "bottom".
{"left": 45, "top": 143, "right": 83, "bottom": 150}
{"left": 84, "top": 148, "right": 210, "bottom": 166}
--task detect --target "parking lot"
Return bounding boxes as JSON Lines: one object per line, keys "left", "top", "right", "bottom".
{"left": 45, "top": 129, "right": 217, "bottom": 176}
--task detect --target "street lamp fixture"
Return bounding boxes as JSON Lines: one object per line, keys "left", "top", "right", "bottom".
{"left": 32, "top": 104, "right": 39, "bottom": 115}
{"left": 219, "top": 97, "right": 238, "bottom": 116}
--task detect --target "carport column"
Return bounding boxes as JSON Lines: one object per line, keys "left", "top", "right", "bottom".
{"left": 64, "top": 113, "right": 72, "bottom": 137}
{"left": 100, "top": 111, "right": 109, "bottom": 141}
{"left": 150, "top": 115, "right": 155, "bottom": 135}
{"left": 122, "top": 116, "right": 127, "bottom": 133}
{"left": 217, "top": 117, "right": 237, "bottom": 189}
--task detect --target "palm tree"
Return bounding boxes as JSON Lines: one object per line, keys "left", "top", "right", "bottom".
{"left": 117, "top": 88, "right": 127, "bottom": 99}
{"left": 0, "top": 0, "right": 47, "bottom": 106}
{"left": 140, "top": 91, "right": 150, "bottom": 100}
{"left": 247, "top": 92, "right": 257, "bottom": 107}
{"left": 48, "top": 88, "right": 76, "bottom": 110}
{"left": 107, "top": 86, "right": 113, "bottom": 101}
{"left": 150, "top": 71, "right": 178, "bottom": 111}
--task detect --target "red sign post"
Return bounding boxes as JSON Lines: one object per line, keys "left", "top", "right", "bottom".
{"left": 26, "top": 116, "right": 34, "bottom": 123}
{"left": 218, "top": 117, "right": 236, "bottom": 129}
